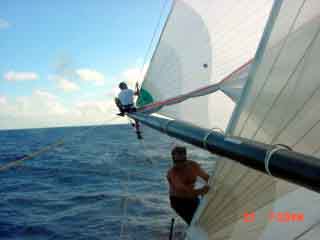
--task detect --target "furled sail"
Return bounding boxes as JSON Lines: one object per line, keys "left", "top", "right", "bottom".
{"left": 138, "top": 0, "right": 273, "bottom": 130}
{"left": 189, "top": 0, "right": 320, "bottom": 240}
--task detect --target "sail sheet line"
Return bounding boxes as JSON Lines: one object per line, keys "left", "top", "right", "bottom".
{"left": 138, "top": 59, "right": 252, "bottom": 113}
{"left": 138, "top": 0, "right": 176, "bottom": 91}
{"left": 237, "top": 0, "right": 308, "bottom": 137}
{"left": 137, "top": 0, "right": 171, "bottom": 86}
{"left": 293, "top": 220, "right": 320, "bottom": 240}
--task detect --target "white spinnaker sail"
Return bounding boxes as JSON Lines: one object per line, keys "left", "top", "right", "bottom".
{"left": 189, "top": 1, "right": 320, "bottom": 240}
{"left": 139, "top": 0, "right": 273, "bottom": 130}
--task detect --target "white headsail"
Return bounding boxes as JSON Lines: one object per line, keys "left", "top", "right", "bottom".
{"left": 189, "top": 0, "right": 320, "bottom": 240}
{"left": 138, "top": 0, "right": 272, "bottom": 130}
{"left": 137, "top": 0, "right": 320, "bottom": 239}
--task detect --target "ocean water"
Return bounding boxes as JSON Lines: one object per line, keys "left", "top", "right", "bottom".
{"left": 0, "top": 124, "right": 215, "bottom": 240}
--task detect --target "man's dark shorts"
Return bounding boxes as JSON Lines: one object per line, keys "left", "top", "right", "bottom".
{"left": 170, "top": 196, "right": 200, "bottom": 225}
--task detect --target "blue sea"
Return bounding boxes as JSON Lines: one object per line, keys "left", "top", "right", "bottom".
{"left": 0, "top": 124, "right": 214, "bottom": 240}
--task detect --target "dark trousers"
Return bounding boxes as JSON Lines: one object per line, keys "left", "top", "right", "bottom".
{"left": 114, "top": 99, "right": 141, "bottom": 135}
{"left": 170, "top": 196, "right": 200, "bottom": 225}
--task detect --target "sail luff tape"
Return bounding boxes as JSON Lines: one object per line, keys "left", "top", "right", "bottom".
{"left": 264, "top": 144, "right": 292, "bottom": 176}
{"left": 203, "top": 127, "right": 224, "bottom": 150}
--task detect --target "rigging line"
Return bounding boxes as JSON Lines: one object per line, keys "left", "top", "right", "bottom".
{"left": 237, "top": 0, "right": 307, "bottom": 137}
{"left": 126, "top": 117, "right": 155, "bottom": 165}
{"left": 120, "top": 117, "right": 143, "bottom": 239}
{"left": 292, "top": 119, "right": 320, "bottom": 149}
{"left": 270, "top": 32, "right": 320, "bottom": 144}
{"left": 120, "top": 144, "right": 131, "bottom": 240}
{"left": 293, "top": 220, "right": 320, "bottom": 240}
{"left": 0, "top": 140, "right": 64, "bottom": 172}
{"left": 137, "top": 0, "right": 170, "bottom": 86}
{"left": 251, "top": 22, "right": 320, "bottom": 141}
{"left": 138, "top": 0, "right": 176, "bottom": 92}
{"left": 0, "top": 115, "right": 121, "bottom": 172}
{"left": 139, "top": 139, "right": 156, "bottom": 165}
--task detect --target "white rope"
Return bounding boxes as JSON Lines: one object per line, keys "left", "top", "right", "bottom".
{"left": 264, "top": 144, "right": 291, "bottom": 176}
{"left": 120, "top": 157, "right": 130, "bottom": 240}
{"left": 119, "top": 119, "right": 159, "bottom": 240}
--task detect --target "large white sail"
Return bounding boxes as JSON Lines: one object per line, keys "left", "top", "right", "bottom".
{"left": 189, "top": 0, "right": 320, "bottom": 240}
{"left": 138, "top": 0, "right": 273, "bottom": 130}
{"left": 137, "top": 0, "right": 320, "bottom": 239}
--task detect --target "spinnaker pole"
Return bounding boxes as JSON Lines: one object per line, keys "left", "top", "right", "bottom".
{"left": 128, "top": 112, "right": 320, "bottom": 193}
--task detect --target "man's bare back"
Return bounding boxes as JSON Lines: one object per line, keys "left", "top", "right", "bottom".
{"left": 167, "top": 146, "right": 210, "bottom": 224}
{"left": 167, "top": 160, "right": 208, "bottom": 198}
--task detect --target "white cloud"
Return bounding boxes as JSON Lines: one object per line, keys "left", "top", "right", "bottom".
{"left": 0, "top": 95, "right": 7, "bottom": 105}
{"left": 22, "top": 90, "right": 66, "bottom": 115}
{"left": 76, "top": 99, "right": 119, "bottom": 119}
{"left": 122, "top": 64, "right": 148, "bottom": 89}
{"left": 122, "top": 68, "right": 140, "bottom": 88}
{"left": 0, "top": 90, "right": 125, "bottom": 129}
{"left": 106, "top": 87, "right": 120, "bottom": 98}
{"left": 50, "top": 75, "right": 80, "bottom": 92}
{"left": 76, "top": 69, "right": 105, "bottom": 86}
{"left": 4, "top": 71, "right": 39, "bottom": 81}
{"left": 0, "top": 19, "right": 10, "bottom": 29}
{"left": 105, "top": 64, "right": 149, "bottom": 99}
{"left": 59, "top": 78, "right": 80, "bottom": 92}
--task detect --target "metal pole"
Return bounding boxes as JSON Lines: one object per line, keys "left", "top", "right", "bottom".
{"left": 128, "top": 112, "right": 320, "bottom": 193}
{"left": 169, "top": 218, "right": 175, "bottom": 240}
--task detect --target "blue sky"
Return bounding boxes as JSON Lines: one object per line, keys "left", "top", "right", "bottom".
{"left": 0, "top": 0, "right": 171, "bottom": 129}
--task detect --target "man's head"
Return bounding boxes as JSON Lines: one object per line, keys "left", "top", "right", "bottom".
{"left": 119, "top": 82, "right": 128, "bottom": 90}
{"left": 171, "top": 146, "right": 187, "bottom": 164}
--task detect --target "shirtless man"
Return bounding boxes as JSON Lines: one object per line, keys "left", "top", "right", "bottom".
{"left": 167, "top": 146, "right": 210, "bottom": 224}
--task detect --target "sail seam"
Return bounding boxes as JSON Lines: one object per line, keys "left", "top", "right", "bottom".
{"left": 252, "top": 20, "right": 320, "bottom": 142}
{"left": 237, "top": 0, "right": 307, "bottom": 137}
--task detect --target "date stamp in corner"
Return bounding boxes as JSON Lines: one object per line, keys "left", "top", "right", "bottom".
{"left": 243, "top": 211, "right": 304, "bottom": 223}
